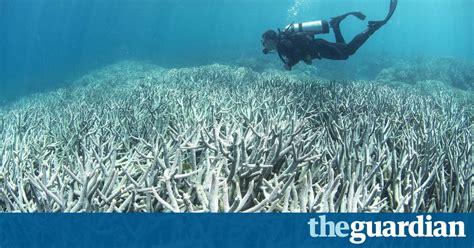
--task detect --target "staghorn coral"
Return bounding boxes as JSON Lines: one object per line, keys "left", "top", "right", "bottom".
{"left": 234, "top": 53, "right": 396, "bottom": 81}
{"left": 376, "top": 57, "right": 474, "bottom": 91}
{"left": 0, "top": 61, "right": 472, "bottom": 213}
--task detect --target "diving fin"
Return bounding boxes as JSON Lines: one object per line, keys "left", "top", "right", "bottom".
{"left": 368, "top": 0, "right": 398, "bottom": 29}
{"left": 384, "top": 0, "right": 398, "bottom": 23}
{"left": 353, "top": 12, "right": 367, "bottom": 21}
{"left": 330, "top": 11, "right": 366, "bottom": 29}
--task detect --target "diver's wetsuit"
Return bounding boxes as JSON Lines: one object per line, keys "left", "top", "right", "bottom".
{"left": 278, "top": 23, "right": 380, "bottom": 69}
{"left": 277, "top": 0, "right": 397, "bottom": 70}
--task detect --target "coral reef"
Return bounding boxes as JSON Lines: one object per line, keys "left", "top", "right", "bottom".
{"left": 235, "top": 53, "right": 396, "bottom": 81}
{"left": 0, "top": 61, "right": 472, "bottom": 212}
{"left": 376, "top": 57, "right": 474, "bottom": 90}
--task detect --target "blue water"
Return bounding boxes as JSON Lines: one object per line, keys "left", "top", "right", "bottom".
{"left": 1, "top": 0, "right": 473, "bottom": 103}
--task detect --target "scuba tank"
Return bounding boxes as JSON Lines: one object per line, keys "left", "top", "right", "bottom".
{"left": 261, "top": 20, "right": 329, "bottom": 54}
{"left": 284, "top": 20, "right": 330, "bottom": 35}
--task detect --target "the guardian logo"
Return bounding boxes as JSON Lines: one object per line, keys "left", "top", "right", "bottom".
{"left": 308, "top": 215, "right": 466, "bottom": 244}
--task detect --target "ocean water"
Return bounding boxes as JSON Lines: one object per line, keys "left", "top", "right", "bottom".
{"left": 0, "top": 0, "right": 472, "bottom": 213}
{"left": 0, "top": 0, "right": 473, "bottom": 103}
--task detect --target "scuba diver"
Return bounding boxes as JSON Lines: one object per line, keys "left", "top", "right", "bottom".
{"left": 262, "top": 0, "right": 398, "bottom": 70}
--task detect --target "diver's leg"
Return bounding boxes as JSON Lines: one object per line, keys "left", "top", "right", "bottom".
{"left": 343, "top": 0, "right": 398, "bottom": 56}
{"left": 313, "top": 39, "right": 349, "bottom": 60}
{"left": 332, "top": 24, "right": 346, "bottom": 44}
{"left": 344, "top": 25, "right": 380, "bottom": 56}
{"left": 330, "top": 12, "right": 366, "bottom": 44}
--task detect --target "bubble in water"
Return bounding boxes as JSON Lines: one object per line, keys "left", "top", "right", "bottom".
{"left": 287, "top": 0, "right": 310, "bottom": 22}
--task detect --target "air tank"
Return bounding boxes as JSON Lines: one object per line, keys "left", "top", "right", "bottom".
{"left": 284, "top": 20, "right": 330, "bottom": 35}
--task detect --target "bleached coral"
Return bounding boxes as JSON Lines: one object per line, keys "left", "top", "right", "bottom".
{"left": 376, "top": 57, "right": 474, "bottom": 90}
{"left": 0, "top": 62, "right": 472, "bottom": 212}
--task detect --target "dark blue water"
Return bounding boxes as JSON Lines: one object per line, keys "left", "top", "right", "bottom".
{"left": 1, "top": 0, "right": 473, "bottom": 104}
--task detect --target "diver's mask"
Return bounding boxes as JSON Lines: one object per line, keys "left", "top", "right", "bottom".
{"left": 261, "top": 38, "right": 276, "bottom": 54}
{"left": 261, "top": 38, "right": 269, "bottom": 54}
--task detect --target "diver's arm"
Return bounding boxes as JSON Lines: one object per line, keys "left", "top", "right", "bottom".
{"left": 291, "top": 34, "right": 314, "bottom": 65}
{"left": 284, "top": 58, "right": 300, "bottom": 70}
{"left": 279, "top": 37, "right": 311, "bottom": 70}
{"left": 278, "top": 39, "right": 298, "bottom": 70}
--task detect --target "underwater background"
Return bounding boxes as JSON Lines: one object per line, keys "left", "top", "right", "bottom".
{"left": 1, "top": 0, "right": 473, "bottom": 103}
{"left": 0, "top": 0, "right": 472, "bottom": 213}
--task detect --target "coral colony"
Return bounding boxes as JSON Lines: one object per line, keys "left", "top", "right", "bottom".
{"left": 0, "top": 61, "right": 472, "bottom": 212}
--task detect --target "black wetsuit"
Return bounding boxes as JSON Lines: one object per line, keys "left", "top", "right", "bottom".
{"left": 276, "top": 0, "right": 397, "bottom": 70}
{"left": 277, "top": 24, "right": 380, "bottom": 70}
